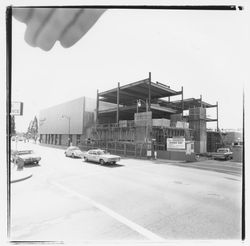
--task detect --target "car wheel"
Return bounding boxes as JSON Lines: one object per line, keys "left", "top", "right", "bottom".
{"left": 112, "top": 161, "right": 116, "bottom": 165}
{"left": 100, "top": 159, "right": 105, "bottom": 165}
{"left": 71, "top": 153, "right": 75, "bottom": 158}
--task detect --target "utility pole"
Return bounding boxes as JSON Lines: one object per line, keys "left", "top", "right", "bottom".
{"left": 216, "top": 101, "right": 219, "bottom": 131}
{"left": 181, "top": 86, "right": 184, "bottom": 119}
{"left": 62, "top": 115, "right": 71, "bottom": 146}
{"left": 96, "top": 89, "right": 99, "bottom": 125}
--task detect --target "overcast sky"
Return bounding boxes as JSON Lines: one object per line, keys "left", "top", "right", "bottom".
{"left": 12, "top": 7, "right": 247, "bottom": 132}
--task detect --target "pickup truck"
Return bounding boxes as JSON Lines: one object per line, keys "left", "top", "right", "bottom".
{"left": 212, "top": 148, "right": 233, "bottom": 160}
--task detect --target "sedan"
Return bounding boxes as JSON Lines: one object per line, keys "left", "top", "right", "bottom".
{"left": 11, "top": 149, "right": 41, "bottom": 165}
{"left": 65, "top": 146, "right": 84, "bottom": 158}
{"left": 83, "top": 149, "right": 121, "bottom": 165}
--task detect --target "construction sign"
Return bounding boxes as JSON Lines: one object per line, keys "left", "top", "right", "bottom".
{"left": 167, "top": 137, "right": 185, "bottom": 150}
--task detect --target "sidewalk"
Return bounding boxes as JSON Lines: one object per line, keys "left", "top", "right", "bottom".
{"left": 153, "top": 158, "right": 187, "bottom": 164}
{"left": 11, "top": 164, "right": 33, "bottom": 183}
{"left": 38, "top": 143, "right": 68, "bottom": 150}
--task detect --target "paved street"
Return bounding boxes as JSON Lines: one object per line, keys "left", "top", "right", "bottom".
{"left": 10, "top": 142, "right": 242, "bottom": 242}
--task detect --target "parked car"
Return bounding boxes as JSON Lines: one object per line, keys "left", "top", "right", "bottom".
{"left": 64, "top": 146, "right": 84, "bottom": 158}
{"left": 83, "top": 149, "right": 121, "bottom": 165}
{"left": 212, "top": 148, "right": 233, "bottom": 160}
{"left": 11, "top": 149, "right": 41, "bottom": 164}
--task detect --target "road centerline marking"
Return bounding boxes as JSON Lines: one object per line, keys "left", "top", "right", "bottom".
{"left": 51, "top": 181, "right": 165, "bottom": 242}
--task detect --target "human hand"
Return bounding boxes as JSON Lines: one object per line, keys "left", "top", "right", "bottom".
{"left": 13, "top": 8, "right": 106, "bottom": 51}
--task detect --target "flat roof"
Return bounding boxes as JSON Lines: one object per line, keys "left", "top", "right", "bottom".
{"left": 99, "top": 78, "right": 182, "bottom": 105}
{"left": 167, "top": 98, "right": 217, "bottom": 110}
{"left": 99, "top": 104, "right": 177, "bottom": 115}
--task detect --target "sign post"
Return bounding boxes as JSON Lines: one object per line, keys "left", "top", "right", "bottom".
{"left": 11, "top": 101, "right": 24, "bottom": 169}
{"left": 11, "top": 102, "right": 23, "bottom": 116}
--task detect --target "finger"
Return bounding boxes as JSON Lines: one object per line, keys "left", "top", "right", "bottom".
{"left": 35, "top": 8, "right": 83, "bottom": 51}
{"left": 24, "top": 8, "right": 55, "bottom": 47}
{"left": 59, "top": 9, "right": 106, "bottom": 48}
{"left": 12, "top": 8, "right": 33, "bottom": 23}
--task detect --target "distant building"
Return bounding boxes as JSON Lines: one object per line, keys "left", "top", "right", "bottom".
{"left": 38, "top": 97, "right": 116, "bottom": 146}
{"left": 39, "top": 97, "right": 95, "bottom": 146}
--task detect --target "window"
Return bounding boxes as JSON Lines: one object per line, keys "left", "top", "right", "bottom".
{"left": 70, "top": 147, "right": 80, "bottom": 151}
{"left": 76, "top": 135, "right": 81, "bottom": 145}
{"left": 69, "top": 135, "right": 72, "bottom": 143}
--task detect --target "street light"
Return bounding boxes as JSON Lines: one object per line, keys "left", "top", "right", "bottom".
{"left": 62, "top": 114, "right": 71, "bottom": 146}
{"left": 136, "top": 99, "right": 150, "bottom": 153}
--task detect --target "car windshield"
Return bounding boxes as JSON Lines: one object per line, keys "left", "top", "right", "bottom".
{"left": 17, "top": 150, "right": 34, "bottom": 155}
{"left": 218, "top": 149, "right": 228, "bottom": 153}
{"left": 97, "top": 150, "right": 109, "bottom": 155}
{"left": 69, "top": 147, "right": 80, "bottom": 151}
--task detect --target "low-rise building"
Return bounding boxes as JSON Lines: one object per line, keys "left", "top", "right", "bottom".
{"left": 39, "top": 97, "right": 96, "bottom": 146}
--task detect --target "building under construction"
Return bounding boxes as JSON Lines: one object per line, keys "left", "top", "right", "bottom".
{"left": 89, "top": 73, "right": 219, "bottom": 159}
{"left": 39, "top": 73, "right": 229, "bottom": 160}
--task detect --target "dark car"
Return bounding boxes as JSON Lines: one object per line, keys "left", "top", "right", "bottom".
{"left": 212, "top": 148, "right": 233, "bottom": 160}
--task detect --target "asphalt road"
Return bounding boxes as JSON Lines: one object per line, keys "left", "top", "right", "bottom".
{"left": 10, "top": 142, "right": 243, "bottom": 242}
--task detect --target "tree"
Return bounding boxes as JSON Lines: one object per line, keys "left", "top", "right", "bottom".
{"left": 27, "top": 116, "right": 38, "bottom": 140}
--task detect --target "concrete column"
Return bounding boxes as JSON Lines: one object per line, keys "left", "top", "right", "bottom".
{"left": 96, "top": 89, "right": 99, "bottom": 124}
{"left": 148, "top": 72, "right": 151, "bottom": 111}
{"left": 117, "top": 82, "right": 120, "bottom": 124}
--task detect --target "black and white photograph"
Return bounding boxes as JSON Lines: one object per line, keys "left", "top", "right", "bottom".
{"left": 1, "top": 0, "right": 249, "bottom": 245}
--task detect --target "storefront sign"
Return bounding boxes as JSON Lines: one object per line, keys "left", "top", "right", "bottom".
{"left": 167, "top": 138, "right": 185, "bottom": 150}
{"left": 11, "top": 102, "right": 23, "bottom": 116}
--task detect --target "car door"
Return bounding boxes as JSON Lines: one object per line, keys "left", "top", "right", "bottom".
{"left": 87, "top": 150, "right": 94, "bottom": 161}
{"left": 67, "top": 148, "right": 72, "bottom": 156}
{"left": 92, "top": 151, "right": 99, "bottom": 162}
{"left": 96, "top": 151, "right": 102, "bottom": 162}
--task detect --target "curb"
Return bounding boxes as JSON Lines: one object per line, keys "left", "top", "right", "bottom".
{"left": 154, "top": 159, "right": 187, "bottom": 164}
{"left": 11, "top": 170, "right": 33, "bottom": 183}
